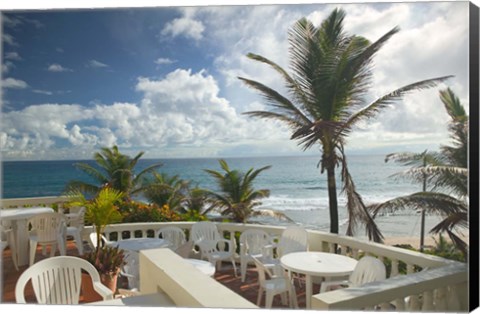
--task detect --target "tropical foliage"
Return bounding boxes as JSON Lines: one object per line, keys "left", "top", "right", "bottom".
{"left": 66, "top": 145, "right": 162, "bottom": 199}
{"left": 369, "top": 88, "right": 468, "bottom": 254}
{"left": 142, "top": 172, "right": 190, "bottom": 211}
{"left": 203, "top": 159, "right": 291, "bottom": 223}
{"left": 68, "top": 187, "right": 125, "bottom": 250}
{"left": 83, "top": 245, "right": 127, "bottom": 277}
{"left": 238, "top": 8, "right": 452, "bottom": 242}
{"left": 119, "top": 201, "right": 182, "bottom": 223}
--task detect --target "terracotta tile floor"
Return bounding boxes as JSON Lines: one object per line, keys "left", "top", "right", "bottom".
{"left": 2, "top": 240, "right": 317, "bottom": 309}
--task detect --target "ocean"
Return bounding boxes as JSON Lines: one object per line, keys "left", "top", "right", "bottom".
{"left": 1, "top": 154, "right": 445, "bottom": 240}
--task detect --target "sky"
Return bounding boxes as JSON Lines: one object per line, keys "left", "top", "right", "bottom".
{"left": 0, "top": 0, "right": 472, "bottom": 161}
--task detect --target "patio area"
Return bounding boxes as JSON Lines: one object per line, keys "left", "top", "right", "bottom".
{"left": 1, "top": 239, "right": 315, "bottom": 308}
{"left": 0, "top": 195, "right": 469, "bottom": 311}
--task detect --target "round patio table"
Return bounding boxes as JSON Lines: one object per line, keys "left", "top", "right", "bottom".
{"left": 114, "top": 238, "right": 171, "bottom": 251}
{"left": 280, "top": 251, "right": 357, "bottom": 309}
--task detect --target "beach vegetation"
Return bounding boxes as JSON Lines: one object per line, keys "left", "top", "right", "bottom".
{"left": 238, "top": 8, "right": 452, "bottom": 241}
{"left": 369, "top": 88, "right": 468, "bottom": 254}
{"left": 119, "top": 201, "right": 182, "bottom": 223}
{"left": 142, "top": 172, "right": 190, "bottom": 212}
{"left": 203, "top": 159, "right": 291, "bottom": 223}
{"left": 178, "top": 187, "right": 211, "bottom": 221}
{"left": 65, "top": 145, "right": 163, "bottom": 199}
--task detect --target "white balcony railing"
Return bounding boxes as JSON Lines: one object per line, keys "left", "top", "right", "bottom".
{"left": 2, "top": 197, "right": 469, "bottom": 311}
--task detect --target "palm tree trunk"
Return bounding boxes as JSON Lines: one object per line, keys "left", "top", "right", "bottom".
{"left": 327, "top": 166, "right": 339, "bottom": 234}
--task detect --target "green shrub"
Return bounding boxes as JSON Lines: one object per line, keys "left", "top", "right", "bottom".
{"left": 119, "top": 200, "right": 181, "bottom": 223}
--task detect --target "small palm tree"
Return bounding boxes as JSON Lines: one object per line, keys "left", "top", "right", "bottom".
{"left": 204, "top": 159, "right": 291, "bottom": 223}
{"left": 370, "top": 88, "right": 468, "bottom": 254}
{"left": 238, "top": 8, "right": 452, "bottom": 242}
{"left": 142, "top": 173, "right": 190, "bottom": 212}
{"left": 68, "top": 187, "right": 124, "bottom": 250}
{"left": 66, "top": 145, "right": 162, "bottom": 199}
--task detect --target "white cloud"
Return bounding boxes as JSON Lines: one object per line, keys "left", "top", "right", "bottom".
{"left": 161, "top": 11, "right": 205, "bottom": 41}
{"left": 2, "top": 77, "right": 28, "bottom": 89}
{"left": 154, "top": 57, "right": 176, "bottom": 65}
{"left": 2, "top": 61, "right": 15, "bottom": 74}
{"left": 2, "top": 33, "right": 18, "bottom": 46}
{"left": 0, "top": 68, "right": 288, "bottom": 159}
{"left": 5, "top": 52, "right": 22, "bottom": 60}
{"left": 47, "top": 63, "right": 72, "bottom": 72}
{"left": 32, "top": 89, "right": 53, "bottom": 95}
{"left": 86, "top": 59, "right": 109, "bottom": 68}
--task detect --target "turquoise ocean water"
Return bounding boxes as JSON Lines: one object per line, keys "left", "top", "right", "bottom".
{"left": 2, "top": 155, "right": 443, "bottom": 239}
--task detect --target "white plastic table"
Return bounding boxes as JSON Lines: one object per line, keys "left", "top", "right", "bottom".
{"left": 280, "top": 251, "right": 358, "bottom": 309}
{"left": 0, "top": 207, "right": 54, "bottom": 266}
{"left": 114, "top": 238, "right": 171, "bottom": 251}
{"left": 109, "top": 238, "right": 172, "bottom": 289}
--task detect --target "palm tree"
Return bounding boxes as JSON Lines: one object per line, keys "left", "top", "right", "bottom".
{"left": 142, "top": 172, "right": 190, "bottom": 212}
{"left": 68, "top": 187, "right": 125, "bottom": 250}
{"left": 66, "top": 145, "right": 162, "bottom": 199}
{"left": 238, "top": 8, "right": 452, "bottom": 242}
{"left": 370, "top": 88, "right": 468, "bottom": 254}
{"left": 203, "top": 159, "right": 292, "bottom": 223}
{"left": 383, "top": 150, "right": 442, "bottom": 251}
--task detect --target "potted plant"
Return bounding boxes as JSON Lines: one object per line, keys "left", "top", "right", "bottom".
{"left": 81, "top": 245, "right": 127, "bottom": 301}
{"left": 68, "top": 187, "right": 126, "bottom": 300}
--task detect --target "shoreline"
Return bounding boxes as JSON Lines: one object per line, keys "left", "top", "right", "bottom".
{"left": 383, "top": 232, "right": 469, "bottom": 250}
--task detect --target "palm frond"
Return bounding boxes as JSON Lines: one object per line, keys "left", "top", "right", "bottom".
{"left": 344, "top": 76, "right": 454, "bottom": 132}
{"left": 369, "top": 191, "right": 467, "bottom": 218}
{"left": 73, "top": 162, "right": 109, "bottom": 184}
{"left": 239, "top": 77, "right": 312, "bottom": 126}
{"left": 244, "top": 53, "right": 312, "bottom": 108}
{"left": 339, "top": 146, "right": 383, "bottom": 242}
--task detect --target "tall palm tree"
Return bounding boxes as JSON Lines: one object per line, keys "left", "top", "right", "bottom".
{"left": 204, "top": 159, "right": 292, "bottom": 223}
{"left": 238, "top": 8, "right": 452, "bottom": 242}
{"left": 370, "top": 88, "right": 468, "bottom": 254}
{"left": 66, "top": 145, "right": 162, "bottom": 199}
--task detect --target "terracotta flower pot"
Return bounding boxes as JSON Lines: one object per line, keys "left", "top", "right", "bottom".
{"left": 81, "top": 273, "right": 103, "bottom": 302}
{"left": 100, "top": 272, "right": 119, "bottom": 293}
{"left": 81, "top": 270, "right": 119, "bottom": 303}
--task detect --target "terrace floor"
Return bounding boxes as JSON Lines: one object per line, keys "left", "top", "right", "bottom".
{"left": 1, "top": 240, "right": 316, "bottom": 308}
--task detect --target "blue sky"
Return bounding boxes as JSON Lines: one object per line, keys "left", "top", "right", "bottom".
{"left": 1, "top": 1, "right": 471, "bottom": 160}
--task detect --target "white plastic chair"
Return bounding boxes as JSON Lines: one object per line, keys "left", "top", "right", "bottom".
{"left": 190, "top": 221, "right": 237, "bottom": 275}
{"left": 88, "top": 232, "right": 115, "bottom": 250}
{"left": 263, "top": 226, "right": 308, "bottom": 286}
{"left": 28, "top": 212, "right": 66, "bottom": 266}
{"left": 156, "top": 226, "right": 186, "bottom": 250}
{"left": 275, "top": 226, "right": 309, "bottom": 257}
{"left": 320, "top": 255, "right": 387, "bottom": 293}
{"left": 65, "top": 207, "right": 86, "bottom": 255}
{"left": 239, "top": 229, "right": 273, "bottom": 282}
{"left": 1, "top": 224, "right": 18, "bottom": 270}
{"left": 252, "top": 255, "right": 297, "bottom": 309}
{"left": 15, "top": 255, "right": 114, "bottom": 304}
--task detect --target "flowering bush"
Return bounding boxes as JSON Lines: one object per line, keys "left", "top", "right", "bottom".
{"left": 119, "top": 200, "right": 181, "bottom": 223}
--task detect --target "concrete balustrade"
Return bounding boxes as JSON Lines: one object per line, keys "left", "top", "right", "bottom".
{"left": 139, "top": 248, "right": 257, "bottom": 308}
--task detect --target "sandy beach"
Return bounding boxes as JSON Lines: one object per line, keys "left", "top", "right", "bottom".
{"left": 383, "top": 231, "right": 470, "bottom": 250}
